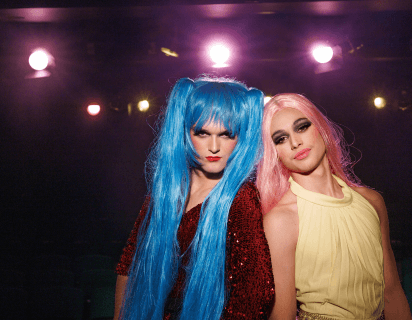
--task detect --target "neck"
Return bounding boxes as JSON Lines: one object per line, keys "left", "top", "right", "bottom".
{"left": 184, "top": 168, "right": 223, "bottom": 213}
{"left": 290, "top": 156, "right": 344, "bottom": 198}
{"left": 190, "top": 168, "right": 222, "bottom": 194}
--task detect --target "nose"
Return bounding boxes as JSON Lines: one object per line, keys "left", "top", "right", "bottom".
{"left": 289, "top": 133, "right": 302, "bottom": 150}
{"left": 208, "top": 136, "right": 220, "bottom": 154}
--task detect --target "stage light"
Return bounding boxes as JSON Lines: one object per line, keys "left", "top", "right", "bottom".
{"left": 209, "top": 44, "right": 230, "bottom": 68}
{"left": 87, "top": 104, "right": 101, "bottom": 116}
{"left": 25, "top": 48, "right": 55, "bottom": 79}
{"left": 264, "top": 96, "right": 272, "bottom": 105}
{"left": 312, "top": 45, "right": 333, "bottom": 64}
{"left": 138, "top": 100, "right": 149, "bottom": 112}
{"left": 161, "top": 47, "right": 178, "bottom": 58}
{"left": 374, "top": 97, "right": 386, "bottom": 109}
{"left": 312, "top": 45, "right": 343, "bottom": 74}
{"left": 29, "top": 49, "right": 50, "bottom": 71}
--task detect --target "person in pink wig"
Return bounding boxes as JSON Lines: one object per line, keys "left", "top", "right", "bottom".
{"left": 256, "top": 93, "right": 411, "bottom": 320}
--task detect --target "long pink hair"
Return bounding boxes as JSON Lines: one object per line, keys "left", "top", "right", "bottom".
{"left": 256, "top": 93, "right": 362, "bottom": 214}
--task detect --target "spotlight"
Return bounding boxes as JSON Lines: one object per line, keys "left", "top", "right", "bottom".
{"left": 26, "top": 48, "right": 55, "bottom": 79}
{"left": 138, "top": 100, "right": 149, "bottom": 112}
{"left": 209, "top": 44, "right": 230, "bottom": 68}
{"left": 312, "top": 45, "right": 333, "bottom": 64}
{"left": 374, "top": 97, "right": 386, "bottom": 109}
{"left": 313, "top": 45, "right": 343, "bottom": 74}
{"left": 29, "top": 50, "right": 49, "bottom": 70}
{"left": 87, "top": 104, "right": 101, "bottom": 116}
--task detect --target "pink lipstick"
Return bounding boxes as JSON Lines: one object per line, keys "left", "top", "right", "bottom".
{"left": 206, "top": 156, "right": 221, "bottom": 162}
{"left": 294, "top": 148, "right": 310, "bottom": 160}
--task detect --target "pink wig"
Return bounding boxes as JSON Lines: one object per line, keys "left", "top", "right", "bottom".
{"left": 256, "top": 93, "right": 362, "bottom": 214}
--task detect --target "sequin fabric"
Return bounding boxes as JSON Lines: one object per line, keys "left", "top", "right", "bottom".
{"left": 116, "top": 182, "right": 275, "bottom": 319}
{"left": 297, "top": 309, "right": 385, "bottom": 320}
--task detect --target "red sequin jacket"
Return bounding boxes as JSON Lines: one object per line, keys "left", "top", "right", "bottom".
{"left": 116, "top": 182, "right": 275, "bottom": 319}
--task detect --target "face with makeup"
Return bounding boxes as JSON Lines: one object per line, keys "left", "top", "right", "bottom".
{"left": 190, "top": 122, "right": 238, "bottom": 176}
{"left": 270, "top": 107, "right": 326, "bottom": 174}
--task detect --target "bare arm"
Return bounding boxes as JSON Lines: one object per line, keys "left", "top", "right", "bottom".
{"left": 114, "top": 275, "right": 128, "bottom": 320}
{"left": 263, "top": 198, "right": 299, "bottom": 320}
{"left": 356, "top": 187, "right": 412, "bottom": 320}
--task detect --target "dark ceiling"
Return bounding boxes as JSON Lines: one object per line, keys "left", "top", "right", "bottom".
{"left": 1, "top": 0, "right": 412, "bottom": 259}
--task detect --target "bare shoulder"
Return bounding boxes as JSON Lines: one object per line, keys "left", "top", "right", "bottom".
{"left": 264, "top": 189, "right": 299, "bottom": 256}
{"left": 264, "top": 189, "right": 298, "bottom": 232}
{"left": 352, "top": 186, "right": 386, "bottom": 214}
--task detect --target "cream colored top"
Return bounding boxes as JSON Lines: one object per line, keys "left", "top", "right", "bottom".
{"left": 291, "top": 175, "right": 384, "bottom": 319}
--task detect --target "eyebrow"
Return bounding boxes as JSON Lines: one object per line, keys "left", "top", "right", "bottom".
{"left": 271, "top": 117, "right": 309, "bottom": 139}
{"left": 192, "top": 128, "right": 231, "bottom": 135}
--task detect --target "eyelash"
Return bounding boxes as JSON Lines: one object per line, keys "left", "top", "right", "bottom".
{"left": 273, "top": 122, "right": 312, "bottom": 145}
{"left": 193, "top": 130, "right": 234, "bottom": 138}
{"left": 297, "top": 122, "right": 311, "bottom": 132}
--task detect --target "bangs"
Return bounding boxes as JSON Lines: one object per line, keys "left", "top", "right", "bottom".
{"left": 185, "top": 82, "right": 247, "bottom": 136}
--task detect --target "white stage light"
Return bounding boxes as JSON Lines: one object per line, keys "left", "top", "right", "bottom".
{"left": 29, "top": 50, "right": 49, "bottom": 71}
{"left": 87, "top": 104, "right": 101, "bottom": 116}
{"left": 312, "top": 45, "right": 334, "bottom": 64}
{"left": 209, "top": 44, "right": 230, "bottom": 68}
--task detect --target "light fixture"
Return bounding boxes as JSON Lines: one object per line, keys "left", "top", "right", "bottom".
{"left": 87, "top": 104, "right": 101, "bottom": 116}
{"left": 26, "top": 48, "right": 55, "bottom": 79}
{"left": 374, "top": 97, "right": 386, "bottom": 109}
{"left": 209, "top": 44, "right": 230, "bottom": 68}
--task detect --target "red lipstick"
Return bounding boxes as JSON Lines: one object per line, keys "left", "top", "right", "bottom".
{"left": 294, "top": 148, "right": 310, "bottom": 160}
{"left": 206, "top": 156, "right": 221, "bottom": 162}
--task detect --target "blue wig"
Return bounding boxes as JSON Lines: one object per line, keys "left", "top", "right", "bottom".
{"left": 120, "top": 76, "right": 264, "bottom": 320}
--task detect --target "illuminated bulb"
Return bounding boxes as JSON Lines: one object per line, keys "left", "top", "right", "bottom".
{"left": 138, "top": 100, "right": 149, "bottom": 112}
{"left": 29, "top": 50, "right": 49, "bottom": 71}
{"left": 312, "top": 45, "right": 333, "bottom": 64}
{"left": 87, "top": 104, "right": 101, "bottom": 116}
{"left": 210, "top": 44, "right": 230, "bottom": 68}
{"left": 374, "top": 97, "right": 386, "bottom": 109}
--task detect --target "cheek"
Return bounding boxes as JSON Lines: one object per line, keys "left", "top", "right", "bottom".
{"left": 275, "top": 147, "right": 288, "bottom": 162}
{"left": 312, "top": 128, "right": 325, "bottom": 150}
{"left": 221, "top": 140, "right": 238, "bottom": 156}
{"left": 190, "top": 137, "right": 203, "bottom": 154}
{"left": 311, "top": 127, "right": 321, "bottom": 142}
{"left": 227, "top": 140, "right": 237, "bottom": 152}
{"left": 191, "top": 139, "right": 199, "bottom": 148}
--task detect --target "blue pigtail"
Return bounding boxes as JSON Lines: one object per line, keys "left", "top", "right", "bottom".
{"left": 121, "top": 78, "right": 195, "bottom": 320}
{"left": 120, "top": 76, "right": 264, "bottom": 320}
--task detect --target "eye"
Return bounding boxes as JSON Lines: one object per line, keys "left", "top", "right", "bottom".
{"left": 273, "top": 135, "right": 288, "bottom": 145}
{"left": 193, "top": 129, "right": 209, "bottom": 137}
{"left": 219, "top": 130, "right": 235, "bottom": 139}
{"left": 296, "top": 122, "right": 312, "bottom": 133}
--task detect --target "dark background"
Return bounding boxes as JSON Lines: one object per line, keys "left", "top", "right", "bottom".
{"left": 1, "top": 0, "right": 412, "bottom": 264}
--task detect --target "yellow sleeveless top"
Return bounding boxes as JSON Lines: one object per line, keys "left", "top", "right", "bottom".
{"left": 290, "top": 175, "right": 384, "bottom": 320}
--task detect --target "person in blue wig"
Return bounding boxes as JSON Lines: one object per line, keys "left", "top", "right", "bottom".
{"left": 114, "top": 76, "right": 275, "bottom": 320}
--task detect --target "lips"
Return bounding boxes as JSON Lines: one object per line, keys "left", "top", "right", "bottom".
{"left": 294, "top": 148, "right": 310, "bottom": 160}
{"left": 206, "top": 156, "right": 221, "bottom": 162}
